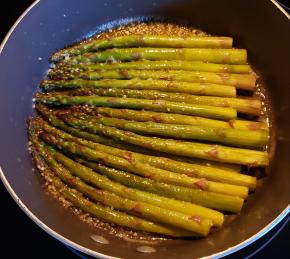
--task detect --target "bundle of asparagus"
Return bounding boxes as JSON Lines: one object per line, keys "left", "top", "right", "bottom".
{"left": 28, "top": 32, "right": 269, "bottom": 238}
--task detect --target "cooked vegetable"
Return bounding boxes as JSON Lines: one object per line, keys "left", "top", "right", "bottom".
{"left": 36, "top": 104, "right": 242, "bottom": 173}
{"left": 71, "top": 106, "right": 267, "bottom": 130}
{"left": 35, "top": 141, "right": 213, "bottom": 236}
{"left": 49, "top": 69, "right": 255, "bottom": 90}
{"left": 74, "top": 114, "right": 268, "bottom": 148}
{"left": 39, "top": 132, "right": 245, "bottom": 213}
{"left": 51, "top": 35, "right": 233, "bottom": 61}
{"left": 32, "top": 116, "right": 255, "bottom": 189}
{"left": 36, "top": 93, "right": 237, "bottom": 120}
{"left": 55, "top": 60, "right": 251, "bottom": 74}
{"left": 67, "top": 88, "right": 261, "bottom": 115}
{"left": 67, "top": 48, "right": 247, "bottom": 64}
{"left": 31, "top": 143, "right": 194, "bottom": 237}
{"left": 40, "top": 79, "right": 236, "bottom": 97}
{"left": 60, "top": 115, "right": 269, "bottom": 166}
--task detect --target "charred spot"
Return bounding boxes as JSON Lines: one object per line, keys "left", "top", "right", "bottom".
{"left": 131, "top": 52, "right": 142, "bottom": 60}
{"left": 206, "top": 147, "right": 219, "bottom": 158}
{"left": 107, "top": 98, "right": 119, "bottom": 105}
{"left": 123, "top": 188, "right": 132, "bottom": 193}
{"left": 194, "top": 178, "right": 208, "bottom": 191}
{"left": 189, "top": 216, "right": 202, "bottom": 224}
{"left": 247, "top": 122, "right": 261, "bottom": 130}
{"left": 228, "top": 120, "right": 235, "bottom": 128}
{"left": 131, "top": 218, "right": 142, "bottom": 226}
{"left": 215, "top": 128, "right": 226, "bottom": 138}
{"left": 218, "top": 73, "right": 230, "bottom": 84}
{"left": 130, "top": 203, "right": 142, "bottom": 214}
{"left": 121, "top": 151, "right": 135, "bottom": 164}
{"left": 143, "top": 142, "right": 153, "bottom": 149}
{"left": 67, "top": 177, "right": 77, "bottom": 186}
{"left": 146, "top": 173, "right": 156, "bottom": 180}
{"left": 186, "top": 170, "right": 198, "bottom": 177}
{"left": 221, "top": 53, "right": 231, "bottom": 63}
{"left": 119, "top": 69, "right": 130, "bottom": 79}
{"left": 160, "top": 76, "right": 173, "bottom": 81}
{"left": 98, "top": 156, "right": 108, "bottom": 164}
{"left": 151, "top": 115, "right": 163, "bottom": 123}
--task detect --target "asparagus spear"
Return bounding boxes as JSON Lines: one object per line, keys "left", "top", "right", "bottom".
{"left": 36, "top": 117, "right": 249, "bottom": 197}
{"left": 79, "top": 158, "right": 248, "bottom": 199}
{"left": 31, "top": 146, "right": 193, "bottom": 237}
{"left": 61, "top": 115, "right": 269, "bottom": 166}
{"left": 50, "top": 69, "right": 255, "bottom": 90}
{"left": 35, "top": 104, "right": 242, "bottom": 172}
{"left": 55, "top": 60, "right": 251, "bottom": 74}
{"left": 28, "top": 130, "right": 224, "bottom": 226}
{"left": 51, "top": 35, "right": 234, "bottom": 61}
{"left": 40, "top": 132, "right": 245, "bottom": 212}
{"left": 33, "top": 116, "right": 255, "bottom": 189}
{"left": 67, "top": 48, "right": 247, "bottom": 64}
{"left": 79, "top": 115, "right": 268, "bottom": 148}
{"left": 76, "top": 106, "right": 267, "bottom": 130}
{"left": 69, "top": 88, "right": 261, "bottom": 115}
{"left": 40, "top": 79, "right": 236, "bottom": 98}
{"left": 35, "top": 93, "right": 237, "bottom": 120}
{"left": 36, "top": 142, "right": 212, "bottom": 236}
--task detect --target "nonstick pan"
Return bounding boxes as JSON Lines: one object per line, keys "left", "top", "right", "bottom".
{"left": 0, "top": 0, "right": 289, "bottom": 258}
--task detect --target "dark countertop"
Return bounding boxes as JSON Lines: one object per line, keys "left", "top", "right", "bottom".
{"left": 0, "top": 1, "right": 289, "bottom": 258}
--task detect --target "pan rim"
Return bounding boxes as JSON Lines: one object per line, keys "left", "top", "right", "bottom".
{"left": 0, "top": 0, "right": 289, "bottom": 258}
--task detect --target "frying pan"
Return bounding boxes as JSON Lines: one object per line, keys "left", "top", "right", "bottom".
{"left": 0, "top": 0, "right": 289, "bottom": 258}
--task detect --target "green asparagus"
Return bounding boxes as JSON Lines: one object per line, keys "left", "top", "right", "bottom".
{"left": 49, "top": 69, "right": 255, "bottom": 90}
{"left": 33, "top": 116, "right": 256, "bottom": 189}
{"left": 36, "top": 142, "right": 213, "bottom": 236}
{"left": 68, "top": 88, "right": 261, "bottom": 115}
{"left": 40, "top": 132, "right": 245, "bottom": 212}
{"left": 77, "top": 115, "right": 267, "bottom": 148}
{"left": 35, "top": 104, "right": 242, "bottom": 173}
{"left": 40, "top": 79, "right": 236, "bottom": 97}
{"left": 27, "top": 129, "right": 225, "bottom": 226}
{"left": 67, "top": 48, "right": 247, "bottom": 64}
{"left": 61, "top": 115, "right": 269, "bottom": 166}
{"left": 36, "top": 93, "right": 237, "bottom": 120}
{"left": 55, "top": 60, "right": 251, "bottom": 74}
{"left": 51, "top": 35, "right": 233, "bottom": 61}
{"left": 31, "top": 146, "right": 194, "bottom": 236}
{"left": 75, "top": 106, "right": 267, "bottom": 130}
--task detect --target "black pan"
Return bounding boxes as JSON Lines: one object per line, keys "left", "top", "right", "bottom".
{"left": 0, "top": 0, "right": 289, "bottom": 258}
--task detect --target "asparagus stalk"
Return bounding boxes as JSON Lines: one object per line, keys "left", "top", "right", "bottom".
{"left": 55, "top": 60, "right": 251, "bottom": 74}
{"left": 67, "top": 48, "right": 247, "bottom": 64}
{"left": 79, "top": 158, "right": 248, "bottom": 200}
{"left": 61, "top": 115, "right": 269, "bottom": 166}
{"left": 51, "top": 35, "right": 234, "bottom": 61}
{"left": 49, "top": 69, "right": 255, "bottom": 90}
{"left": 69, "top": 88, "right": 261, "bottom": 115}
{"left": 35, "top": 93, "right": 237, "bottom": 120}
{"left": 28, "top": 132, "right": 224, "bottom": 226}
{"left": 79, "top": 115, "right": 268, "bottom": 148}
{"left": 35, "top": 104, "right": 242, "bottom": 172}
{"left": 40, "top": 79, "right": 236, "bottom": 97}
{"left": 33, "top": 116, "right": 255, "bottom": 189}
{"left": 31, "top": 146, "right": 193, "bottom": 237}
{"left": 78, "top": 106, "right": 267, "bottom": 130}
{"left": 36, "top": 117, "right": 249, "bottom": 197}
{"left": 36, "top": 142, "right": 212, "bottom": 236}
{"left": 40, "top": 132, "right": 245, "bottom": 212}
